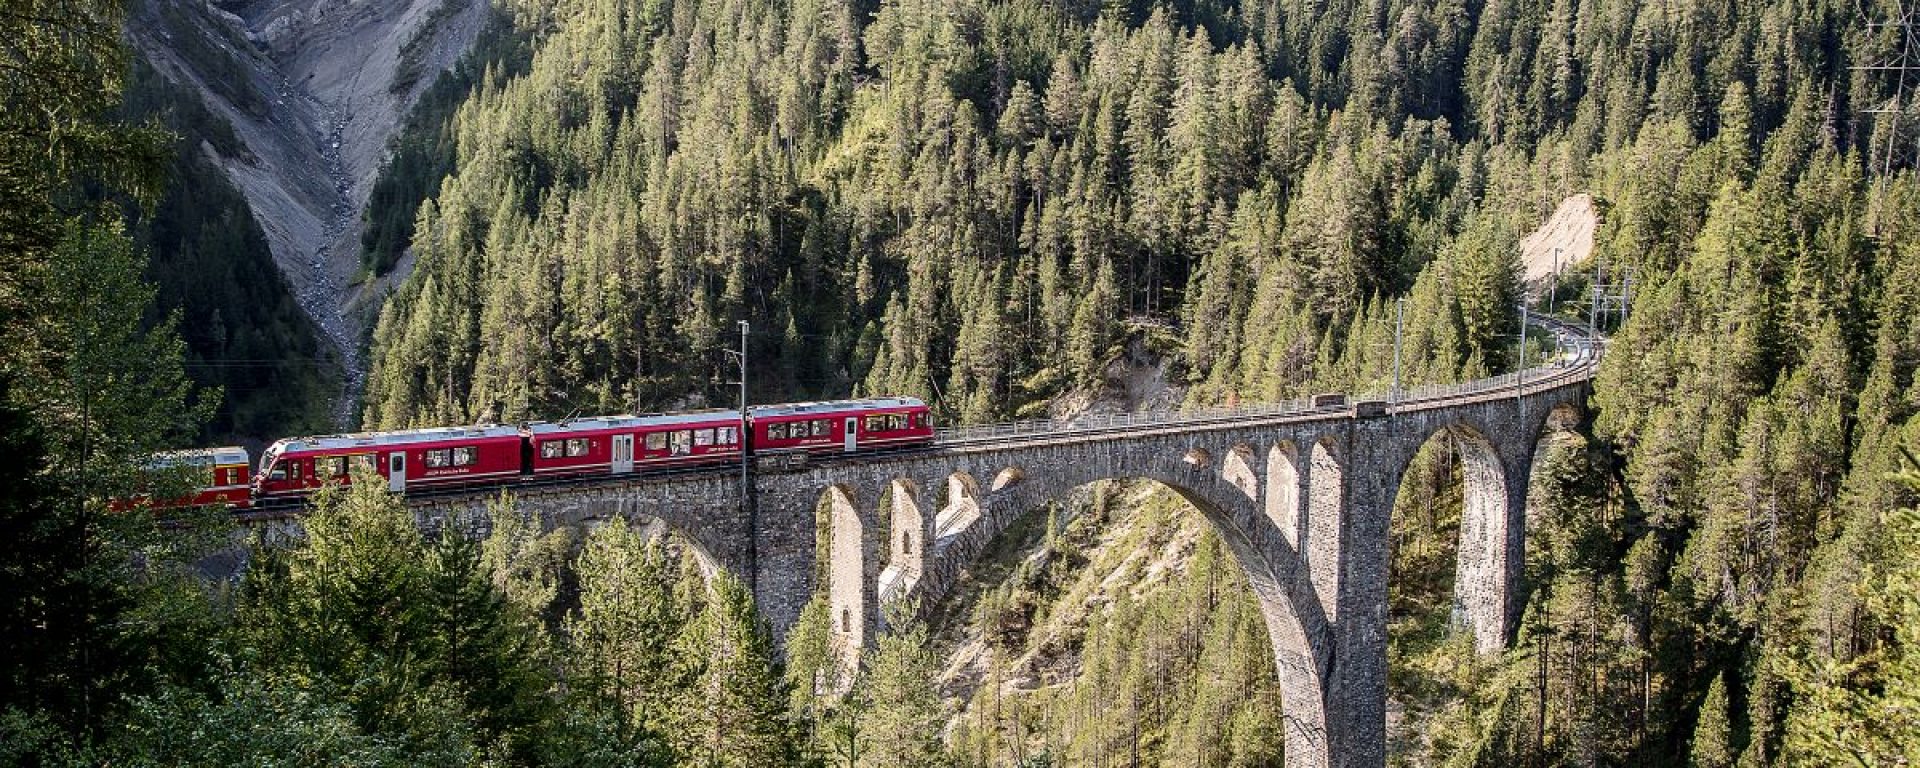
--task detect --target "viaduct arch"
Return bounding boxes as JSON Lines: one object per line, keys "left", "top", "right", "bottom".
{"left": 312, "top": 325, "right": 1600, "bottom": 768}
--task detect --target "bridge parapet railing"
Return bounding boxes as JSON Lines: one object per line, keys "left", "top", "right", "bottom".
{"left": 934, "top": 395, "right": 1324, "bottom": 446}
{"left": 932, "top": 318, "right": 1599, "bottom": 448}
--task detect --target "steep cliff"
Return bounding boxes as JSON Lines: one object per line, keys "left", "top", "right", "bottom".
{"left": 126, "top": 0, "right": 490, "bottom": 418}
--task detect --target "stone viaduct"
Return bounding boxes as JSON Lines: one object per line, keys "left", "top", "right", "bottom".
{"left": 266, "top": 322, "right": 1599, "bottom": 768}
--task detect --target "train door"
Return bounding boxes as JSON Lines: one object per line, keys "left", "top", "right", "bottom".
{"left": 388, "top": 452, "right": 406, "bottom": 492}
{"left": 612, "top": 434, "right": 634, "bottom": 474}
{"left": 844, "top": 417, "right": 858, "bottom": 452}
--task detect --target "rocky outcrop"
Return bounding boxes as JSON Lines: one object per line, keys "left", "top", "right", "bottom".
{"left": 127, "top": 0, "right": 490, "bottom": 422}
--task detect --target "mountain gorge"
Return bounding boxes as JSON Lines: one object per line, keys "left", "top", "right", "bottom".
{"left": 3, "top": 0, "right": 1920, "bottom": 761}
{"left": 127, "top": 0, "right": 492, "bottom": 414}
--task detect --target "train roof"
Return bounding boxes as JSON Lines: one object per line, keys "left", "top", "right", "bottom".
{"left": 749, "top": 396, "right": 926, "bottom": 418}
{"left": 525, "top": 409, "right": 742, "bottom": 435}
{"left": 267, "top": 424, "right": 522, "bottom": 455}
{"left": 146, "top": 446, "right": 250, "bottom": 468}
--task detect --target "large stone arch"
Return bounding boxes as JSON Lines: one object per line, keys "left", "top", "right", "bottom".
{"left": 1384, "top": 423, "right": 1512, "bottom": 655}
{"left": 879, "top": 477, "right": 926, "bottom": 609}
{"left": 488, "top": 486, "right": 742, "bottom": 584}
{"left": 943, "top": 441, "right": 1349, "bottom": 768}
{"left": 934, "top": 471, "right": 984, "bottom": 541}
{"left": 1222, "top": 443, "right": 1261, "bottom": 502}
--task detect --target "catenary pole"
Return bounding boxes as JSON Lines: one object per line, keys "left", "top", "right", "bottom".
{"left": 739, "top": 320, "right": 755, "bottom": 589}
{"left": 1393, "top": 297, "right": 1404, "bottom": 403}
{"left": 1516, "top": 302, "right": 1528, "bottom": 395}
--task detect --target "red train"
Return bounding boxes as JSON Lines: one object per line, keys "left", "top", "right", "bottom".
{"left": 117, "top": 397, "right": 932, "bottom": 510}
{"left": 112, "top": 447, "right": 254, "bottom": 511}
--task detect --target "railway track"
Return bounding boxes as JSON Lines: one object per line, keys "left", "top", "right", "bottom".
{"left": 241, "top": 315, "right": 1604, "bottom": 518}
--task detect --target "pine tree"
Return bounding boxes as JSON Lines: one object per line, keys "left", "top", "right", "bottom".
{"left": 569, "top": 518, "right": 688, "bottom": 732}
{"left": 1689, "top": 672, "right": 1737, "bottom": 768}
{"left": 857, "top": 604, "right": 944, "bottom": 768}
{"left": 673, "top": 571, "right": 796, "bottom": 767}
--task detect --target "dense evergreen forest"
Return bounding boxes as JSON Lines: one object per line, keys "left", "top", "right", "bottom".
{"left": 5, "top": 0, "right": 1920, "bottom": 760}
{"left": 348, "top": 0, "right": 1920, "bottom": 759}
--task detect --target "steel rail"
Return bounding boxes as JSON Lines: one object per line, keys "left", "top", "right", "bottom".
{"left": 238, "top": 315, "right": 1603, "bottom": 518}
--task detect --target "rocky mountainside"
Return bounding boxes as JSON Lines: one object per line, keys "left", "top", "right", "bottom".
{"left": 126, "top": 0, "right": 489, "bottom": 419}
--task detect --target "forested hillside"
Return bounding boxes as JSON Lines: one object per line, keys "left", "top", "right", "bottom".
{"left": 5, "top": 0, "right": 1920, "bottom": 760}
{"left": 354, "top": 0, "right": 1920, "bottom": 762}
{"left": 359, "top": 0, "right": 1916, "bottom": 431}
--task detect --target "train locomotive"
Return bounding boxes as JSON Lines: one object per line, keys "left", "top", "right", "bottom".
{"left": 129, "top": 397, "right": 932, "bottom": 510}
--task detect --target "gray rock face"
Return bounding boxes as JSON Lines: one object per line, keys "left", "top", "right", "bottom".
{"left": 127, "top": 0, "right": 491, "bottom": 422}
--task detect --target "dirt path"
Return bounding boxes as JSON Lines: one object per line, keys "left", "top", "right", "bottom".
{"left": 128, "top": 0, "right": 489, "bottom": 427}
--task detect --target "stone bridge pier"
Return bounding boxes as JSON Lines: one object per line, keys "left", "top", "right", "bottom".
{"left": 393, "top": 375, "right": 1588, "bottom": 768}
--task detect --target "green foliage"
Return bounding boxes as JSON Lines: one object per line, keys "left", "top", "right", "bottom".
{"left": 364, "top": 0, "right": 1706, "bottom": 427}
{"left": 1780, "top": 463, "right": 1920, "bottom": 765}
{"left": 568, "top": 517, "right": 691, "bottom": 734}
{"left": 942, "top": 483, "right": 1288, "bottom": 767}
{"left": 671, "top": 571, "right": 798, "bottom": 767}
{"left": 0, "top": 0, "right": 166, "bottom": 315}
{"left": 783, "top": 591, "right": 842, "bottom": 762}
{"left": 362, "top": 8, "right": 531, "bottom": 276}
{"left": 107, "top": 665, "right": 417, "bottom": 767}
{"left": 235, "top": 473, "right": 555, "bottom": 760}
{"left": 0, "top": 377, "right": 142, "bottom": 742}
{"left": 11, "top": 0, "right": 1920, "bottom": 759}
{"left": 11, "top": 219, "right": 211, "bottom": 498}
{"left": 853, "top": 604, "right": 945, "bottom": 768}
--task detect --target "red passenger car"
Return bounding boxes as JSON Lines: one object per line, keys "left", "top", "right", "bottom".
{"left": 526, "top": 410, "right": 744, "bottom": 477}
{"left": 113, "top": 447, "right": 253, "bottom": 511}
{"left": 749, "top": 397, "right": 933, "bottom": 455}
{"left": 253, "top": 425, "right": 524, "bottom": 499}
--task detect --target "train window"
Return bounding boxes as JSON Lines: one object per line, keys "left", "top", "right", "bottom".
{"left": 694, "top": 429, "right": 714, "bottom": 447}
{"left": 541, "top": 441, "right": 564, "bottom": 459}
{"left": 671, "top": 431, "right": 691, "bottom": 456}
{"left": 318, "top": 456, "right": 345, "bottom": 477}
{"left": 645, "top": 432, "right": 667, "bottom": 451}
{"left": 452, "top": 447, "right": 477, "bottom": 467}
{"left": 813, "top": 419, "right": 831, "bottom": 437}
{"left": 768, "top": 423, "right": 786, "bottom": 440}
{"left": 425, "top": 449, "right": 450, "bottom": 469}
{"left": 718, "top": 426, "right": 738, "bottom": 445}
{"left": 865, "top": 415, "right": 886, "bottom": 432}
{"left": 351, "top": 455, "right": 376, "bottom": 474}
{"left": 268, "top": 463, "right": 286, "bottom": 481}
{"left": 565, "top": 439, "right": 589, "bottom": 457}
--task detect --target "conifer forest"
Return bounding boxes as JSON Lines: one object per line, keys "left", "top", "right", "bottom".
{"left": 3, "top": 0, "right": 1920, "bottom": 761}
